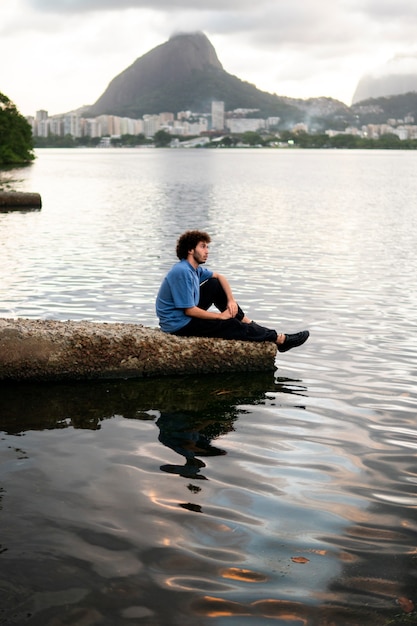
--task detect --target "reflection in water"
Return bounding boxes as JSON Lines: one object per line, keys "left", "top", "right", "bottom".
{"left": 0, "top": 371, "right": 280, "bottom": 433}
{"left": 0, "top": 371, "right": 415, "bottom": 625}
{"left": 157, "top": 411, "right": 227, "bottom": 481}
{"left": 0, "top": 163, "right": 29, "bottom": 191}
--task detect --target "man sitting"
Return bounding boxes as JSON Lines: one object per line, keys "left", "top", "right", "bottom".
{"left": 156, "top": 230, "right": 309, "bottom": 352}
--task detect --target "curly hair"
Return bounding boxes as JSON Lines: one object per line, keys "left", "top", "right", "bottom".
{"left": 176, "top": 230, "right": 211, "bottom": 260}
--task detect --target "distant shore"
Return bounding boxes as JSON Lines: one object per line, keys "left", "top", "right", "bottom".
{"left": 32, "top": 132, "right": 417, "bottom": 150}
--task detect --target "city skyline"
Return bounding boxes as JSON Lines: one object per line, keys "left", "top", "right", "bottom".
{"left": 2, "top": 0, "right": 417, "bottom": 118}
{"left": 29, "top": 101, "right": 417, "bottom": 143}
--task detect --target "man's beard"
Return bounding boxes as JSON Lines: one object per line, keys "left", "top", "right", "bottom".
{"left": 193, "top": 252, "right": 206, "bottom": 265}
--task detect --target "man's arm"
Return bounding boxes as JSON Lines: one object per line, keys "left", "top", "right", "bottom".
{"left": 184, "top": 306, "right": 231, "bottom": 320}
{"left": 184, "top": 272, "right": 238, "bottom": 320}
{"left": 212, "top": 272, "right": 238, "bottom": 317}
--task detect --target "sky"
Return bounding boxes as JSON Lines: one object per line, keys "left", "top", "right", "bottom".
{"left": 2, "top": 0, "right": 417, "bottom": 117}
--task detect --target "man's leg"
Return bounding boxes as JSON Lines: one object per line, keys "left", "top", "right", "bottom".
{"left": 175, "top": 277, "right": 277, "bottom": 341}
{"left": 174, "top": 316, "right": 278, "bottom": 342}
{"left": 175, "top": 317, "right": 309, "bottom": 349}
{"left": 198, "top": 278, "right": 245, "bottom": 321}
{"left": 176, "top": 277, "right": 309, "bottom": 349}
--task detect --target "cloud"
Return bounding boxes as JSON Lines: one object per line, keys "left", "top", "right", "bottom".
{"left": 26, "top": 0, "right": 257, "bottom": 13}
{"left": 356, "top": 0, "right": 417, "bottom": 20}
{"left": 370, "top": 53, "right": 417, "bottom": 78}
{"left": 1, "top": 3, "right": 166, "bottom": 114}
{"left": 4, "top": 0, "right": 417, "bottom": 114}
{"left": 19, "top": 0, "right": 417, "bottom": 58}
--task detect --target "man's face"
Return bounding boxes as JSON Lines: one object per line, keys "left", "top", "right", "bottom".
{"left": 191, "top": 240, "right": 209, "bottom": 265}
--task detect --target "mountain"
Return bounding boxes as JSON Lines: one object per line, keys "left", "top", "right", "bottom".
{"left": 352, "top": 54, "right": 417, "bottom": 104}
{"left": 85, "top": 32, "right": 347, "bottom": 126}
{"left": 351, "top": 92, "right": 417, "bottom": 125}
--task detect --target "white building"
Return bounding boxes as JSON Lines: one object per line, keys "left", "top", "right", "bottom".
{"left": 82, "top": 118, "right": 102, "bottom": 138}
{"left": 394, "top": 126, "right": 409, "bottom": 140}
{"left": 119, "top": 117, "right": 144, "bottom": 135}
{"left": 35, "top": 110, "right": 48, "bottom": 124}
{"left": 266, "top": 117, "right": 280, "bottom": 129}
{"left": 159, "top": 112, "right": 175, "bottom": 124}
{"left": 49, "top": 116, "right": 64, "bottom": 136}
{"left": 143, "top": 115, "right": 161, "bottom": 137}
{"left": 36, "top": 119, "right": 49, "bottom": 137}
{"left": 226, "top": 118, "right": 265, "bottom": 133}
{"left": 95, "top": 115, "right": 120, "bottom": 136}
{"left": 171, "top": 117, "right": 208, "bottom": 136}
{"left": 35, "top": 110, "right": 49, "bottom": 137}
{"left": 211, "top": 101, "right": 225, "bottom": 131}
{"left": 63, "top": 113, "right": 81, "bottom": 138}
{"left": 26, "top": 116, "right": 35, "bottom": 134}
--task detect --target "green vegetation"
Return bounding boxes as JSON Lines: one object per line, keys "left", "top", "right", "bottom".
{"left": 279, "top": 130, "right": 417, "bottom": 149}
{"left": 0, "top": 92, "right": 34, "bottom": 165}
{"left": 214, "top": 130, "right": 417, "bottom": 149}
{"left": 33, "top": 133, "right": 153, "bottom": 149}
{"left": 352, "top": 92, "right": 417, "bottom": 125}
{"left": 153, "top": 130, "right": 172, "bottom": 147}
{"left": 33, "top": 130, "right": 417, "bottom": 150}
{"left": 34, "top": 134, "right": 101, "bottom": 148}
{"left": 110, "top": 133, "right": 150, "bottom": 147}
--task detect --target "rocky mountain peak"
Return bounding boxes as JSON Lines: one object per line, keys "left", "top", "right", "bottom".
{"left": 87, "top": 32, "right": 224, "bottom": 117}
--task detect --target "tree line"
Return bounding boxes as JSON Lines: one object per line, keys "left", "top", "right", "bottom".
{"left": 277, "top": 130, "right": 417, "bottom": 150}
{"left": 0, "top": 92, "right": 34, "bottom": 165}
{"left": 33, "top": 129, "right": 417, "bottom": 150}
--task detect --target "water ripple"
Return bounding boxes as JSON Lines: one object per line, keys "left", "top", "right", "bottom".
{"left": 1, "top": 150, "right": 417, "bottom": 624}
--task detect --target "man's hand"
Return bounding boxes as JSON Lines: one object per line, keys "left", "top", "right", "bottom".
{"left": 218, "top": 308, "right": 233, "bottom": 320}
{"left": 226, "top": 299, "right": 238, "bottom": 317}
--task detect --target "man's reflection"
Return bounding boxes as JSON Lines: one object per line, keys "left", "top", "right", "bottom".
{"left": 156, "top": 412, "right": 228, "bottom": 479}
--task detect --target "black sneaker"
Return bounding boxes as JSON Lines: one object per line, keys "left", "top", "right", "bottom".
{"left": 277, "top": 330, "right": 309, "bottom": 353}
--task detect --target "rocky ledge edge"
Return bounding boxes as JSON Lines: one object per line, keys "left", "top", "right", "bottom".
{"left": 0, "top": 318, "right": 277, "bottom": 382}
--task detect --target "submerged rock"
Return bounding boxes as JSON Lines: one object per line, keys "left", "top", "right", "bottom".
{"left": 0, "top": 192, "right": 42, "bottom": 210}
{"left": 0, "top": 318, "right": 277, "bottom": 382}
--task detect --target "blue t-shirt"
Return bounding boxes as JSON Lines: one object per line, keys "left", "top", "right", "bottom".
{"left": 156, "top": 260, "right": 213, "bottom": 333}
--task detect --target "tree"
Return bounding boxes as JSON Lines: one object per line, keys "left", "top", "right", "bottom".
{"left": 241, "top": 131, "right": 264, "bottom": 146}
{"left": 218, "top": 135, "right": 236, "bottom": 147}
{"left": 153, "top": 130, "right": 172, "bottom": 147}
{"left": 34, "top": 133, "right": 76, "bottom": 148}
{"left": 116, "top": 133, "right": 149, "bottom": 147}
{"left": 378, "top": 133, "right": 402, "bottom": 149}
{"left": 329, "top": 133, "right": 361, "bottom": 149}
{"left": 0, "top": 92, "right": 34, "bottom": 165}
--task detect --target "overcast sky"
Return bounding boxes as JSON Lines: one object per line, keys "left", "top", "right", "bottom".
{"left": 2, "top": 0, "right": 417, "bottom": 117}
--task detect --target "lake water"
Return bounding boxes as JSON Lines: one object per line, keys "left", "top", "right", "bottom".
{"left": 0, "top": 148, "right": 416, "bottom": 625}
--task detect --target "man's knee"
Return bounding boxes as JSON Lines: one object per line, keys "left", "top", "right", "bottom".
{"left": 199, "top": 277, "right": 225, "bottom": 309}
{"left": 201, "top": 277, "right": 221, "bottom": 292}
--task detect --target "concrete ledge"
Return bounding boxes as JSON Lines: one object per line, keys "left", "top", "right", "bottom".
{"left": 0, "top": 192, "right": 42, "bottom": 211}
{"left": 0, "top": 318, "right": 277, "bottom": 382}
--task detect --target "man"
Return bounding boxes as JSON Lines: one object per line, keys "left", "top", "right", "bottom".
{"left": 156, "top": 230, "right": 309, "bottom": 352}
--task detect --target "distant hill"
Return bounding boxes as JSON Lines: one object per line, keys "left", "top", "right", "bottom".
{"left": 351, "top": 92, "right": 417, "bottom": 124}
{"left": 352, "top": 54, "right": 417, "bottom": 103}
{"left": 353, "top": 74, "right": 417, "bottom": 104}
{"left": 85, "top": 32, "right": 348, "bottom": 127}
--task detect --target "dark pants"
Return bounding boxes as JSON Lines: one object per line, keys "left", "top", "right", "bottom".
{"left": 174, "top": 278, "right": 278, "bottom": 343}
